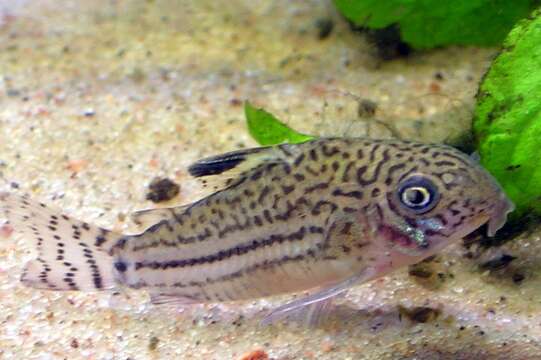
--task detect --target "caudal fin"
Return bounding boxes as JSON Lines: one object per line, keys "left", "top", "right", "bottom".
{"left": 0, "top": 192, "right": 124, "bottom": 291}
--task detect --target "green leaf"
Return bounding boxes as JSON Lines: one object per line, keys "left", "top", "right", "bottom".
{"left": 244, "top": 102, "right": 315, "bottom": 146}
{"left": 473, "top": 8, "right": 541, "bottom": 218}
{"left": 334, "top": 0, "right": 536, "bottom": 49}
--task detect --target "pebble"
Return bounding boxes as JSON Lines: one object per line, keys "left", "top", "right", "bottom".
{"left": 146, "top": 177, "right": 180, "bottom": 202}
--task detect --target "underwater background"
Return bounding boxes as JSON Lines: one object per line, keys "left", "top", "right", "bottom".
{"left": 0, "top": 0, "right": 540, "bottom": 359}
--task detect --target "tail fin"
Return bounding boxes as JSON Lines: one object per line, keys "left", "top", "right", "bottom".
{"left": 0, "top": 192, "right": 124, "bottom": 291}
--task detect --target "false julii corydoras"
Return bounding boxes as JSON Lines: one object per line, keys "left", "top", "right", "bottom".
{"left": 0, "top": 138, "right": 514, "bottom": 322}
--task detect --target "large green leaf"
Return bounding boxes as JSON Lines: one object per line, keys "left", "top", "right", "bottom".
{"left": 334, "top": 0, "right": 536, "bottom": 49}
{"left": 244, "top": 102, "right": 315, "bottom": 146}
{"left": 473, "top": 8, "right": 541, "bottom": 217}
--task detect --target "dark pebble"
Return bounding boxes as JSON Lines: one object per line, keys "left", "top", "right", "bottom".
{"left": 148, "top": 336, "right": 159, "bottom": 351}
{"left": 146, "top": 177, "right": 180, "bottom": 203}
{"left": 6, "top": 89, "right": 20, "bottom": 97}
{"left": 512, "top": 272, "right": 525, "bottom": 284}
{"left": 355, "top": 25, "right": 411, "bottom": 60}
{"left": 315, "top": 18, "right": 334, "bottom": 40}
{"left": 399, "top": 305, "right": 440, "bottom": 323}
{"left": 83, "top": 108, "right": 95, "bottom": 117}
{"left": 409, "top": 307, "right": 440, "bottom": 323}
{"left": 408, "top": 267, "right": 433, "bottom": 279}
{"left": 357, "top": 99, "right": 377, "bottom": 118}
{"left": 480, "top": 254, "right": 516, "bottom": 270}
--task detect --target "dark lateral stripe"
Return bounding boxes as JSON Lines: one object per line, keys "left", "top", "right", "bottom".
{"left": 293, "top": 153, "right": 305, "bottom": 166}
{"left": 385, "top": 163, "right": 406, "bottom": 185}
{"left": 134, "top": 251, "right": 316, "bottom": 291}
{"left": 170, "top": 208, "right": 185, "bottom": 225}
{"left": 418, "top": 158, "right": 430, "bottom": 166}
{"left": 369, "top": 144, "right": 380, "bottom": 162}
{"left": 305, "top": 165, "right": 319, "bottom": 176}
{"left": 441, "top": 153, "right": 472, "bottom": 168}
{"left": 304, "top": 182, "right": 329, "bottom": 193}
{"left": 342, "top": 162, "right": 354, "bottom": 182}
{"left": 332, "top": 188, "right": 363, "bottom": 199}
{"left": 321, "top": 144, "right": 340, "bottom": 157}
{"left": 258, "top": 185, "right": 271, "bottom": 204}
{"left": 311, "top": 200, "right": 338, "bottom": 215}
{"left": 274, "top": 197, "right": 310, "bottom": 221}
{"left": 134, "top": 226, "right": 310, "bottom": 271}
{"left": 397, "top": 166, "right": 418, "bottom": 183}
{"left": 357, "top": 149, "right": 390, "bottom": 186}
{"left": 277, "top": 143, "right": 292, "bottom": 156}
{"left": 131, "top": 197, "right": 314, "bottom": 252}
{"left": 309, "top": 148, "right": 318, "bottom": 161}
{"left": 170, "top": 253, "right": 311, "bottom": 289}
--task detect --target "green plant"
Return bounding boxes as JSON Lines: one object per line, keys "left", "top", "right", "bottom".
{"left": 334, "top": 0, "right": 536, "bottom": 49}
{"left": 244, "top": 102, "right": 315, "bottom": 146}
{"left": 473, "top": 9, "right": 541, "bottom": 218}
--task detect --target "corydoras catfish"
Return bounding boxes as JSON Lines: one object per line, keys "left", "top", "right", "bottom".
{"left": 0, "top": 138, "right": 514, "bottom": 323}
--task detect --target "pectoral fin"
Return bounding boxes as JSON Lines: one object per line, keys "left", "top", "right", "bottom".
{"left": 149, "top": 292, "right": 200, "bottom": 306}
{"left": 261, "top": 269, "right": 374, "bottom": 326}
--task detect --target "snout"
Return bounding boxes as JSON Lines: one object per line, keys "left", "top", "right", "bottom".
{"left": 487, "top": 192, "right": 515, "bottom": 237}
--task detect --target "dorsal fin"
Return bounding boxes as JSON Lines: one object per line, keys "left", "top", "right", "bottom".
{"left": 188, "top": 145, "right": 296, "bottom": 192}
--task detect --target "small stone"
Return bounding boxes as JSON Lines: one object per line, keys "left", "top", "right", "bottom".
{"left": 6, "top": 89, "right": 20, "bottom": 97}
{"left": 315, "top": 18, "right": 334, "bottom": 40}
{"left": 480, "top": 254, "right": 516, "bottom": 270}
{"left": 70, "top": 339, "right": 79, "bottom": 348}
{"left": 429, "top": 82, "right": 441, "bottom": 93}
{"left": 512, "top": 272, "right": 525, "bottom": 284}
{"left": 66, "top": 159, "right": 88, "bottom": 173}
{"left": 146, "top": 177, "right": 180, "bottom": 203}
{"left": 321, "top": 341, "right": 334, "bottom": 353}
{"left": 239, "top": 349, "right": 269, "bottom": 360}
{"left": 82, "top": 108, "right": 95, "bottom": 117}
{"left": 0, "top": 224, "right": 14, "bottom": 238}
{"left": 117, "top": 212, "right": 126, "bottom": 222}
{"left": 230, "top": 98, "right": 242, "bottom": 107}
{"left": 399, "top": 306, "right": 441, "bottom": 323}
{"left": 408, "top": 266, "right": 433, "bottom": 279}
{"left": 148, "top": 336, "right": 159, "bottom": 351}
{"left": 357, "top": 99, "right": 377, "bottom": 118}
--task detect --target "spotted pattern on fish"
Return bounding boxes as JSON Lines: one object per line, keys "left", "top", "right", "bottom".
{"left": 0, "top": 192, "right": 123, "bottom": 291}
{"left": 0, "top": 138, "right": 513, "bottom": 308}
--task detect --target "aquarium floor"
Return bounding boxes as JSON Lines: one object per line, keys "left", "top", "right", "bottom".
{"left": 0, "top": 0, "right": 540, "bottom": 359}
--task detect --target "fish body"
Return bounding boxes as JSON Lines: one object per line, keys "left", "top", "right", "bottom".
{"left": 0, "top": 138, "right": 514, "bottom": 319}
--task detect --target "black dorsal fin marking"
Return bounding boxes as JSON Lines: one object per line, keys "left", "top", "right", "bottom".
{"left": 187, "top": 145, "right": 296, "bottom": 192}
{"left": 188, "top": 147, "right": 271, "bottom": 178}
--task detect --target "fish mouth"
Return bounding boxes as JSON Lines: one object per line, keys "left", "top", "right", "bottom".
{"left": 487, "top": 193, "right": 515, "bottom": 237}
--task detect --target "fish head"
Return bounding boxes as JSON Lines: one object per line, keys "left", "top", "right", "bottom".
{"left": 371, "top": 144, "right": 514, "bottom": 262}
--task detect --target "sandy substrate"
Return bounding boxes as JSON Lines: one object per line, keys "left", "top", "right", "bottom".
{"left": 0, "top": 1, "right": 540, "bottom": 359}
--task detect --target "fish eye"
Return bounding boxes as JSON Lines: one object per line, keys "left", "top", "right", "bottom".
{"left": 397, "top": 176, "right": 440, "bottom": 214}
